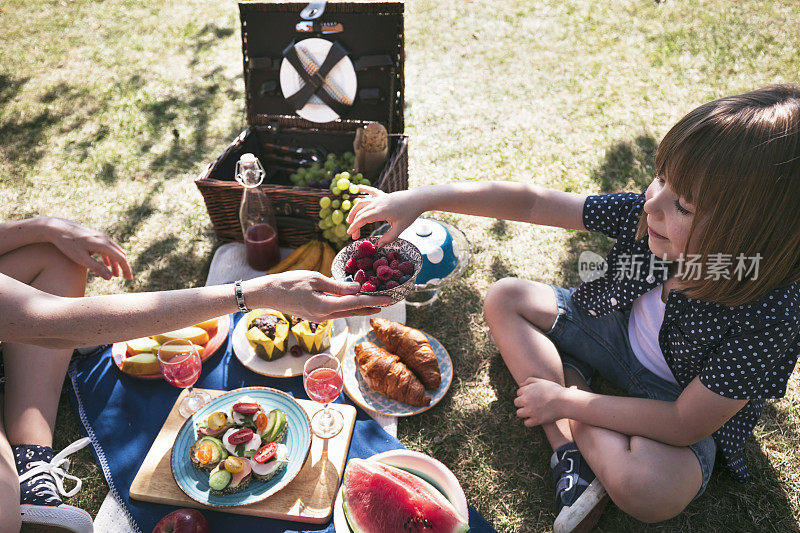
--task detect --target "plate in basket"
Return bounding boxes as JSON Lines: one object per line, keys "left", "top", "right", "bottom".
{"left": 342, "top": 330, "right": 452, "bottom": 417}
{"left": 232, "top": 314, "right": 348, "bottom": 377}
{"left": 170, "top": 387, "right": 311, "bottom": 508}
{"left": 111, "top": 315, "right": 230, "bottom": 380}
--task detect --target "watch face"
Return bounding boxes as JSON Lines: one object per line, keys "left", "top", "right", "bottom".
{"left": 280, "top": 38, "right": 357, "bottom": 123}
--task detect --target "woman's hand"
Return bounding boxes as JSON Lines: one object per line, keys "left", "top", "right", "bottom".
{"left": 44, "top": 217, "right": 133, "bottom": 280}
{"left": 245, "top": 270, "right": 393, "bottom": 322}
{"left": 514, "top": 377, "right": 568, "bottom": 427}
{"left": 346, "top": 187, "right": 424, "bottom": 247}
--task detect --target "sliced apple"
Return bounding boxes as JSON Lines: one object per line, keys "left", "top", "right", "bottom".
{"left": 157, "top": 342, "right": 205, "bottom": 360}
{"left": 126, "top": 337, "right": 160, "bottom": 356}
{"left": 121, "top": 352, "right": 161, "bottom": 376}
{"left": 152, "top": 326, "right": 209, "bottom": 346}
{"left": 193, "top": 317, "right": 221, "bottom": 332}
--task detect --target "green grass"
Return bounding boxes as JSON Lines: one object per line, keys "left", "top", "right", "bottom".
{"left": 3, "top": 0, "right": 800, "bottom": 531}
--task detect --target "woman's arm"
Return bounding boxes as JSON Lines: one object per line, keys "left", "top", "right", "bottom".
{"left": 0, "top": 217, "right": 132, "bottom": 280}
{"left": 515, "top": 376, "right": 747, "bottom": 447}
{"left": 347, "top": 183, "right": 587, "bottom": 246}
{"left": 0, "top": 270, "right": 390, "bottom": 348}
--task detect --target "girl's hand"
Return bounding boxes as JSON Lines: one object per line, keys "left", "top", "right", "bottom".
{"left": 45, "top": 218, "right": 133, "bottom": 281}
{"left": 514, "top": 377, "right": 568, "bottom": 427}
{"left": 346, "top": 187, "right": 424, "bottom": 247}
{"left": 245, "top": 270, "right": 393, "bottom": 322}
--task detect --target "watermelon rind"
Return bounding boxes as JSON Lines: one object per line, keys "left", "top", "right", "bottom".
{"left": 342, "top": 458, "right": 469, "bottom": 533}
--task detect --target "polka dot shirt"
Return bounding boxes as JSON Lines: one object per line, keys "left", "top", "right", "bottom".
{"left": 573, "top": 192, "right": 800, "bottom": 482}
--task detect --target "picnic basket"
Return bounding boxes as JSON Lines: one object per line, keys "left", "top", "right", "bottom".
{"left": 195, "top": 1, "right": 408, "bottom": 247}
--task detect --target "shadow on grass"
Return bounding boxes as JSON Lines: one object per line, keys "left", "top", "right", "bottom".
{"left": 131, "top": 235, "right": 212, "bottom": 292}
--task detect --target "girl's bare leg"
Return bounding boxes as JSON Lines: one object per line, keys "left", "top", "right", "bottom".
{"left": 483, "top": 278, "right": 573, "bottom": 450}
{"left": 0, "top": 243, "right": 87, "bottom": 447}
{"left": 570, "top": 419, "right": 702, "bottom": 522}
{"left": 0, "top": 399, "right": 22, "bottom": 532}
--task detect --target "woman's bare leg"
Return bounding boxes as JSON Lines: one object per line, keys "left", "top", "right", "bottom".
{"left": 0, "top": 243, "right": 87, "bottom": 447}
{"left": 570, "top": 419, "right": 702, "bottom": 522}
{"left": 483, "top": 278, "right": 573, "bottom": 450}
{"left": 0, "top": 398, "right": 22, "bottom": 532}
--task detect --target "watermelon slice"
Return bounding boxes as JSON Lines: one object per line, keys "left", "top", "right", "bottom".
{"left": 342, "top": 458, "right": 469, "bottom": 533}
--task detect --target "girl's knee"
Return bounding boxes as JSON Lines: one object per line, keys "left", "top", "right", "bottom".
{"left": 24, "top": 243, "right": 87, "bottom": 297}
{"left": 484, "top": 278, "right": 521, "bottom": 316}
{"left": 603, "top": 466, "right": 690, "bottom": 523}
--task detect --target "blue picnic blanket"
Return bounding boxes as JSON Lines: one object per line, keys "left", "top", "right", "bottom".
{"left": 67, "top": 313, "right": 495, "bottom": 533}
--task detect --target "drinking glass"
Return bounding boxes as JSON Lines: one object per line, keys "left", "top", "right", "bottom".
{"left": 303, "top": 353, "right": 344, "bottom": 438}
{"left": 158, "top": 339, "right": 210, "bottom": 417}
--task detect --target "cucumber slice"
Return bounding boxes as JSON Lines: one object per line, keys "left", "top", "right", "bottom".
{"left": 265, "top": 410, "right": 287, "bottom": 443}
{"left": 262, "top": 410, "right": 277, "bottom": 438}
{"left": 209, "top": 469, "right": 232, "bottom": 491}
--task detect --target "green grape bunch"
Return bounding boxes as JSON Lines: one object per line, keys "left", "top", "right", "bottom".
{"left": 318, "top": 171, "right": 371, "bottom": 249}
{"left": 289, "top": 151, "right": 357, "bottom": 189}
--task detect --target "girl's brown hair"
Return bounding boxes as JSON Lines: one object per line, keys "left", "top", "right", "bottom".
{"left": 636, "top": 84, "right": 800, "bottom": 306}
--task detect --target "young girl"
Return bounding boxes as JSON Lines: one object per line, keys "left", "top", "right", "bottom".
{"left": 346, "top": 84, "right": 800, "bottom": 531}
{"left": 0, "top": 217, "right": 389, "bottom": 532}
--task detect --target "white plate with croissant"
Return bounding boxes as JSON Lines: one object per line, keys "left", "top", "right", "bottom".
{"left": 342, "top": 318, "right": 453, "bottom": 417}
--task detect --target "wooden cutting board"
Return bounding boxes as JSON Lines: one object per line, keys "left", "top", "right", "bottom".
{"left": 130, "top": 388, "right": 357, "bottom": 524}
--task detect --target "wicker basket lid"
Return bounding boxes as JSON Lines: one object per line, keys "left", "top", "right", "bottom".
{"left": 239, "top": 1, "right": 404, "bottom": 134}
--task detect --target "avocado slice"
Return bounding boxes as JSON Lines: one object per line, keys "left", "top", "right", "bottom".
{"left": 264, "top": 410, "right": 287, "bottom": 443}
{"left": 197, "top": 436, "right": 228, "bottom": 461}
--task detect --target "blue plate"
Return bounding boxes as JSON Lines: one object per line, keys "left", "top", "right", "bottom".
{"left": 342, "top": 331, "right": 453, "bottom": 417}
{"left": 170, "top": 387, "right": 311, "bottom": 507}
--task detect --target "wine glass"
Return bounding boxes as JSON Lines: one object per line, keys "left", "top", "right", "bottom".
{"left": 303, "top": 353, "right": 344, "bottom": 439}
{"left": 158, "top": 339, "right": 210, "bottom": 417}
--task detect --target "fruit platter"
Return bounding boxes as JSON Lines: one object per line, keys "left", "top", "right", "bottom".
{"left": 232, "top": 311, "right": 349, "bottom": 378}
{"left": 112, "top": 315, "right": 230, "bottom": 379}
{"left": 170, "top": 387, "right": 311, "bottom": 507}
{"left": 333, "top": 450, "right": 469, "bottom": 533}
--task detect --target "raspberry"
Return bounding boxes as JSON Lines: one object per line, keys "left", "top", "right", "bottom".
{"left": 398, "top": 261, "right": 415, "bottom": 275}
{"left": 387, "top": 251, "right": 400, "bottom": 262}
{"left": 369, "top": 276, "right": 380, "bottom": 286}
{"left": 377, "top": 265, "right": 393, "bottom": 281}
{"left": 392, "top": 269, "right": 402, "bottom": 279}
{"left": 386, "top": 280, "right": 399, "bottom": 289}
{"left": 373, "top": 258, "right": 389, "bottom": 269}
{"left": 344, "top": 257, "right": 358, "bottom": 274}
{"left": 356, "top": 257, "right": 373, "bottom": 271}
{"left": 356, "top": 240, "right": 377, "bottom": 259}
{"left": 361, "top": 281, "right": 376, "bottom": 292}
{"left": 354, "top": 270, "right": 367, "bottom": 284}
{"left": 389, "top": 259, "right": 400, "bottom": 270}
{"left": 378, "top": 283, "right": 388, "bottom": 291}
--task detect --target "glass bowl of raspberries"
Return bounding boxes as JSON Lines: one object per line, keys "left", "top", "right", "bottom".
{"left": 331, "top": 237, "right": 423, "bottom": 304}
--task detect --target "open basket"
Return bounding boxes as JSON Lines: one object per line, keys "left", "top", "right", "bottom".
{"left": 195, "top": 1, "right": 408, "bottom": 248}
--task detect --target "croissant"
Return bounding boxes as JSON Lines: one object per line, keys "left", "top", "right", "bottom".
{"left": 370, "top": 318, "right": 441, "bottom": 390}
{"left": 354, "top": 342, "right": 431, "bottom": 407}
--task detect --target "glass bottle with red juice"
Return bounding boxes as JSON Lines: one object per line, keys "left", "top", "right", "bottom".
{"left": 236, "top": 153, "right": 280, "bottom": 270}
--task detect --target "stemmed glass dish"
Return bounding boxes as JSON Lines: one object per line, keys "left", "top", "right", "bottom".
{"left": 158, "top": 339, "right": 210, "bottom": 417}
{"left": 303, "top": 353, "right": 344, "bottom": 438}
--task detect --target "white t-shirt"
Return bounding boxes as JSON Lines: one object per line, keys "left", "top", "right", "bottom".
{"left": 628, "top": 284, "right": 678, "bottom": 385}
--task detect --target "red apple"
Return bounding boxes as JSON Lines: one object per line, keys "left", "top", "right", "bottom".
{"left": 152, "top": 509, "right": 210, "bottom": 533}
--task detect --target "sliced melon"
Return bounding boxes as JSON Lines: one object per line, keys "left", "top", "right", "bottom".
{"left": 194, "top": 317, "right": 221, "bottom": 332}
{"left": 152, "top": 326, "right": 209, "bottom": 346}
{"left": 157, "top": 342, "right": 205, "bottom": 360}
{"left": 342, "top": 458, "right": 469, "bottom": 533}
{"left": 125, "top": 337, "right": 160, "bottom": 356}
{"left": 121, "top": 352, "right": 160, "bottom": 376}
{"left": 245, "top": 309, "right": 289, "bottom": 361}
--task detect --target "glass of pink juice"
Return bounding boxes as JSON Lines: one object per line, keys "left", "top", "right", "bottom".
{"left": 245, "top": 223, "right": 280, "bottom": 271}
{"left": 158, "top": 339, "right": 210, "bottom": 417}
{"left": 303, "top": 353, "right": 344, "bottom": 439}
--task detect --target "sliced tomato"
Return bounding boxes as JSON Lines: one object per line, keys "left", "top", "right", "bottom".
{"left": 232, "top": 402, "right": 260, "bottom": 415}
{"left": 255, "top": 412, "right": 268, "bottom": 433}
{"left": 254, "top": 442, "right": 279, "bottom": 464}
{"left": 197, "top": 443, "right": 214, "bottom": 464}
{"left": 224, "top": 456, "right": 245, "bottom": 473}
{"left": 228, "top": 428, "right": 254, "bottom": 445}
{"left": 207, "top": 411, "right": 227, "bottom": 431}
